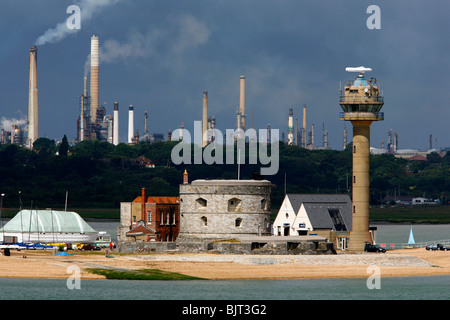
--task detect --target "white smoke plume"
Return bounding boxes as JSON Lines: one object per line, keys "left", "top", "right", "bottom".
{"left": 83, "top": 14, "right": 211, "bottom": 76}
{"left": 35, "top": 0, "right": 120, "bottom": 46}
{"left": 1, "top": 117, "right": 28, "bottom": 132}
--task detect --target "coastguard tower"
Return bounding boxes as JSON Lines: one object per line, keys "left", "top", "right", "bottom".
{"left": 339, "top": 66, "right": 384, "bottom": 251}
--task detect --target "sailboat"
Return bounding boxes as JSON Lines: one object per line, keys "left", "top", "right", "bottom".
{"left": 404, "top": 225, "right": 416, "bottom": 249}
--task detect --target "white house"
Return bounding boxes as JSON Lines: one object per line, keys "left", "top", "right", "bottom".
{"left": 273, "top": 194, "right": 353, "bottom": 250}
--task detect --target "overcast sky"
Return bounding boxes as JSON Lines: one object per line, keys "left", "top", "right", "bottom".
{"left": 1, "top": 0, "right": 449, "bottom": 151}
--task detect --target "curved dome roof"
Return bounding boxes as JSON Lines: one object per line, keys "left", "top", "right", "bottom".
{"left": 0, "top": 210, "right": 97, "bottom": 234}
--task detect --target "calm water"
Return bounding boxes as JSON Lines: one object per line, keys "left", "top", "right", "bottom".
{"left": 1, "top": 221, "right": 449, "bottom": 301}
{"left": 0, "top": 276, "right": 449, "bottom": 300}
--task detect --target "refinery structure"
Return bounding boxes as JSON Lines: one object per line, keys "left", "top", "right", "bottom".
{"left": 0, "top": 34, "right": 446, "bottom": 161}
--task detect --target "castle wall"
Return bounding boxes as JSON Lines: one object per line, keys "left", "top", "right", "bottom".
{"left": 179, "top": 180, "right": 272, "bottom": 240}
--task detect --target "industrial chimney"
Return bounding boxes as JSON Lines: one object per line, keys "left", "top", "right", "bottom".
{"left": 239, "top": 76, "right": 246, "bottom": 131}
{"left": 302, "top": 104, "right": 307, "bottom": 148}
{"left": 113, "top": 102, "right": 119, "bottom": 145}
{"left": 202, "top": 90, "right": 208, "bottom": 147}
{"left": 287, "top": 108, "right": 294, "bottom": 145}
{"left": 28, "top": 46, "right": 39, "bottom": 147}
{"left": 90, "top": 35, "right": 99, "bottom": 125}
{"left": 128, "top": 105, "right": 134, "bottom": 144}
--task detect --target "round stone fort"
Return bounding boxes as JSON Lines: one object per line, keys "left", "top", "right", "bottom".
{"left": 179, "top": 179, "right": 272, "bottom": 240}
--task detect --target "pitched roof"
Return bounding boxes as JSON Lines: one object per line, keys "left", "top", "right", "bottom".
{"left": 126, "top": 224, "right": 156, "bottom": 236}
{"left": 286, "top": 194, "right": 352, "bottom": 231}
{"left": 133, "top": 196, "right": 180, "bottom": 204}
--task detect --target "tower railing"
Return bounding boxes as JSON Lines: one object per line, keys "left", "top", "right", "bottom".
{"left": 339, "top": 96, "right": 384, "bottom": 103}
{"left": 339, "top": 112, "right": 384, "bottom": 120}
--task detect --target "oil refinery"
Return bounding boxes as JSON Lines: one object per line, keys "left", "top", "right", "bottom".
{"left": 0, "top": 33, "right": 446, "bottom": 162}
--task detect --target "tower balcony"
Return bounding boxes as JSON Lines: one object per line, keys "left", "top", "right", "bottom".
{"left": 339, "top": 112, "right": 384, "bottom": 121}
{"left": 339, "top": 95, "right": 384, "bottom": 104}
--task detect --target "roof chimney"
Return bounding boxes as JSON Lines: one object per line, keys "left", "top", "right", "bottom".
{"left": 183, "top": 170, "right": 188, "bottom": 185}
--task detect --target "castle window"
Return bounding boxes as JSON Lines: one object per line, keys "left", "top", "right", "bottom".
{"left": 235, "top": 218, "right": 242, "bottom": 227}
{"left": 201, "top": 216, "right": 208, "bottom": 227}
{"left": 261, "top": 198, "right": 267, "bottom": 210}
{"left": 228, "top": 198, "right": 242, "bottom": 212}
{"left": 196, "top": 198, "right": 207, "bottom": 208}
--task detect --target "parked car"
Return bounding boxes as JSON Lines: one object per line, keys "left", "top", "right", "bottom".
{"left": 364, "top": 243, "right": 386, "bottom": 253}
{"left": 425, "top": 244, "right": 448, "bottom": 251}
{"left": 81, "top": 244, "right": 101, "bottom": 251}
{"left": 426, "top": 244, "right": 439, "bottom": 251}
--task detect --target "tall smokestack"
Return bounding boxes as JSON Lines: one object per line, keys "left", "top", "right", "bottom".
{"left": 202, "top": 90, "right": 208, "bottom": 147}
{"left": 113, "top": 102, "right": 119, "bottom": 145}
{"left": 28, "top": 46, "right": 39, "bottom": 146}
{"left": 90, "top": 35, "right": 99, "bottom": 125}
{"left": 287, "top": 108, "right": 294, "bottom": 145}
{"left": 144, "top": 110, "right": 149, "bottom": 135}
{"left": 80, "top": 77, "right": 88, "bottom": 142}
{"left": 302, "top": 104, "right": 307, "bottom": 148}
{"left": 239, "top": 76, "right": 245, "bottom": 131}
{"left": 128, "top": 105, "right": 134, "bottom": 144}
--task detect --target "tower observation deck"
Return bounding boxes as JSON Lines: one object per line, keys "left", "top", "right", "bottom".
{"left": 339, "top": 66, "right": 384, "bottom": 121}
{"left": 339, "top": 66, "right": 384, "bottom": 251}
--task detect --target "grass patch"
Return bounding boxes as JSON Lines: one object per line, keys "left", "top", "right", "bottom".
{"left": 86, "top": 268, "right": 206, "bottom": 280}
{"left": 370, "top": 206, "right": 450, "bottom": 223}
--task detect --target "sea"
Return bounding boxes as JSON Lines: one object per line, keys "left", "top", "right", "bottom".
{"left": 0, "top": 221, "right": 449, "bottom": 302}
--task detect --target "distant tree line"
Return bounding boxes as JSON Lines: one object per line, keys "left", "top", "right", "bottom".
{"left": 0, "top": 138, "right": 449, "bottom": 210}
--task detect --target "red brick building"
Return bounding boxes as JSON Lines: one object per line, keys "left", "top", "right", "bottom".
{"left": 125, "top": 188, "right": 180, "bottom": 242}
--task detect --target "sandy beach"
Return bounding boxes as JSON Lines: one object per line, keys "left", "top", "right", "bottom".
{"left": 0, "top": 248, "right": 449, "bottom": 280}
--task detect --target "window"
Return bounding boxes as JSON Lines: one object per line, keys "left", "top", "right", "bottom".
{"left": 261, "top": 198, "right": 267, "bottom": 210}
{"left": 228, "top": 198, "right": 242, "bottom": 212}
{"left": 147, "top": 211, "right": 151, "bottom": 224}
{"left": 166, "top": 212, "right": 170, "bottom": 225}
{"left": 201, "top": 216, "right": 207, "bottom": 227}
{"left": 353, "top": 145, "right": 356, "bottom": 153}
{"left": 235, "top": 218, "right": 242, "bottom": 227}
{"left": 172, "top": 212, "right": 176, "bottom": 225}
{"left": 196, "top": 198, "right": 207, "bottom": 208}
{"left": 160, "top": 212, "right": 164, "bottom": 225}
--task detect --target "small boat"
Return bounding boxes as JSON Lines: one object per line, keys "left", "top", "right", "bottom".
{"left": 404, "top": 225, "right": 416, "bottom": 249}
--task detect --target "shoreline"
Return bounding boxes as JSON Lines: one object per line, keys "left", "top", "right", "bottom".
{"left": 0, "top": 248, "right": 449, "bottom": 280}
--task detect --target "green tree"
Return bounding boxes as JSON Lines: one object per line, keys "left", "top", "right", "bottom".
{"left": 58, "top": 135, "right": 69, "bottom": 156}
